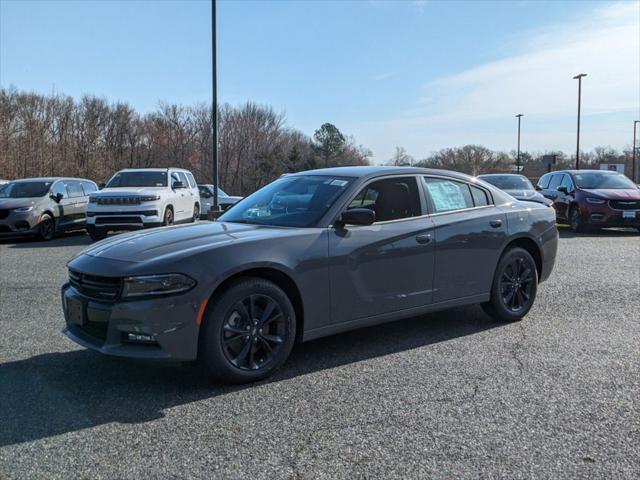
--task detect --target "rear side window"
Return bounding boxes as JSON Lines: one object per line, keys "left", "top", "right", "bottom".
{"left": 537, "top": 173, "right": 552, "bottom": 189}
{"left": 65, "top": 181, "right": 84, "bottom": 198}
{"left": 81, "top": 181, "right": 97, "bottom": 195}
{"left": 424, "top": 178, "right": 474, "bottom": 213}
{"left": 470, "top": 185, "right": 491, "bottom": 207}
{"left": 548, "top": 174, "right": 563, "bottom": 190}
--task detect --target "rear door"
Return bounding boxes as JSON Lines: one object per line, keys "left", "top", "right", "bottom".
{"left": 544, "top": 174, "right": 564, "bottom": 220}
{"left": 64, "top": 181, "right": 86, "bottom": 226}
{"left": 50, "top": 181, "right": 74, "bottom": 229}
{"left": 422, "top": 176, "right": 507, "bottom": 303}
{"left": 328, "top": 176, "right": 436, "bottom": 323}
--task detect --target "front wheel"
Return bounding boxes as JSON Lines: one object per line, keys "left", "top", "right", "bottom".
{"left": 163, "top": 207, "right": 174, "bottom": 226}
{"left": 88, "top": 227, "right": 107, "bottom": 242}
{"left": 199, "top": 277, "right": 296, "bottom": 384}
{"left": 570, "top": 206, "right": 587, "bottom": 233}
{"left": 481, "top": 247, "right": 538, "bottom": 322}
{"left": 38, "top": 214, "right": 55, "bottom": 241}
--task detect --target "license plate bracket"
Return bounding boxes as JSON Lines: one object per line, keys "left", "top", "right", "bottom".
{"left": 67, "top": 297, "right": 85, "bottom": 326}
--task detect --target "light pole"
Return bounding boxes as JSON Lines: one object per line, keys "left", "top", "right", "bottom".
{"left": 516, "top": 114, "right": 523, "bottom": 173}
{"left": 633, "top": 120, "right": 639, "bottom": 183}
{"left": 573, "top": 73, "right": 587, "bottom": 170}
{"left": 210, "top": 0, "right": 221, "bottom": 217}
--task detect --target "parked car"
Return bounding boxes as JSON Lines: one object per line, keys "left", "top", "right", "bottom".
{"left": 0, "top": 177, "right": 97, "bottom": 240}
{"left": 478, "top": 174, "right": 552, "bottom": 207}
{"left": 86, "top": 168, "right": 201, "bottom": 241}
{"left": 62, "top": 166, "right": 558, "bottom": 384}
{"left": 197, "top": 184, "right": 242, "bottom": 215}
{"left": 536, "top": 169, "right": 640, "bottom": 232}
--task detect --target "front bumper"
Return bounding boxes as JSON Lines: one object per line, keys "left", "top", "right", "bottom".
{"left": 86, "top": 208, "right": 163, "bottom": 232}
{"left": 61, "top": 282, "right": 201, "bottom": 361}
{"left": 0, "top": 210, "right": 40, "bottom": 236}
{"left": 580, "top": 204, "right": 640, "bottom": 228}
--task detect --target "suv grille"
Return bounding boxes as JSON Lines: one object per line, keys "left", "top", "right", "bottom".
{"left": 0, "top": 209, "right": 10, "bottom": 220}
{"left": 96, "top": 197, "right": 141, "bottom": 205}
{"left": 69, "top": 270, "right": 122, "bottom": 301}
{"left": 609, "top": 200, "right": 640, "bottom": 210}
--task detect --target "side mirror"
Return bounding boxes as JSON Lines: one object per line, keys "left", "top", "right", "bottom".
{"left": 50, "top": 193, "right": 63, "bottom": 203}
{"left": 337, "top": 208, "right": 375, "bottom": 226}
{"left": 535, "top": 184, "right": 542, "bottom": 191}
{"left": 172, "top": 181, "right": 186, "bottom": 189}
{"left": 557, "top": 185, "right": 568, "bottom": 194}
{"left": 98, "top": 183, "right": 106, "bottom": 190}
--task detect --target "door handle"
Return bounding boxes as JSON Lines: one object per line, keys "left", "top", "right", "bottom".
{"left": 490, "top": 219, "right": 503, "bottom": 228}
{"left": 415, "top": 233, "right": 432, "bottom": 244}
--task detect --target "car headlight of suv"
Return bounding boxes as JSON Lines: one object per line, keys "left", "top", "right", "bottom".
{"left": 121, "top": 274, "right": 196, "bottom": 298}
{"left": 140, "top": 195, "right": 160, "bottom": 202}
{"left": 13, "top": 206, "right": 34, "bottom": 212}
{"left": 585, "top": 197, "right": 606, "bottom": 204}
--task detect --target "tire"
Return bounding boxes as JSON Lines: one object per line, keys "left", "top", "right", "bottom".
{"left": 88, "top": 228, "right": 108, "bottom": 242}
{"left": 569, "top": 206, "right": 586, "bottom": 233}
{"left": 481, "top": 247, "right": 538, "bottom": 322}
{"left": 199, "top": 277, "right": 296, "bottom": 384}
{"left": 192, "top": 203, "right": 200, "bottom": 222}
{"left": 38, "top": 214, "right": 55, "bottom": 241}
{"left": 163, "top": 207, "right": 174, "bottom": 226}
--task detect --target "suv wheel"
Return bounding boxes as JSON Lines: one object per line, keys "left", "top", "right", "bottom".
{"left": 163, "top": 207, "right": 174, "bottom": 226}
{"left": 38, "top": 214, "right": 55, "bottom": 241}
{"left": 192, "top": 204, "right": 200, "bottom": 222}
{"left": 199, "top": 277, "right": 296, "bottom": 384}
{"left": 481, "top": 247, "right": 538, "bottom": 322}
{"left": 88, "top": 227, "right": 108, "bottom": 242}
{"left": 569, "top": 206, "right": 586, "bottom": 233}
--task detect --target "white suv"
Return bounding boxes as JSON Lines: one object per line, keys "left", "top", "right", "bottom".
{"left": 86, "top": 168, "right": 201, "bottom": 241}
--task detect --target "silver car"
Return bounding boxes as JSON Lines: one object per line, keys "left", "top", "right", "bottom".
{"left": 0, "top": 177, "right": 97, "bottom": 240}
{"left": 197, "top": 184, "right": 242, "bottom": 215}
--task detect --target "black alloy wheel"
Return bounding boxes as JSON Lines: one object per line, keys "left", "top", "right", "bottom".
{"left": 163, "top": 207, "right": 174, "bottom": 226}
{"left": 221, "top": 294, "right": 287, "bottom": 371}
{"left": 199, "top": 277, "right": 296, "bottom": 384}
{"left": 570, "top": 207, "right": 585, "bottom": 233}
{"left": 482, "top": 247, "right": 538, "bottom": 322}
{"left": 38, "top": 214, "right": 55, "bottom": 241}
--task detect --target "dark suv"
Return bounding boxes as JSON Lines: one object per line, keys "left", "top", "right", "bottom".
{"left": 537, "top": 170, "right": 640, "bottom": 232}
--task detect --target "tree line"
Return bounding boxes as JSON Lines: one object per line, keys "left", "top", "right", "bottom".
{"left": 0, "top": 88, "right": 370, "bottom": 195}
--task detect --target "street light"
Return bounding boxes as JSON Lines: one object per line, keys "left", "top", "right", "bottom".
{"left": 573, "top": 73, "right": 587, "bottom": 170}
{"left": 633, "top": 120, "right": 639, "bottom": 183}
{"left": 515, "top": 114, "right": 523, "bottom": 173}
{"left": 210, "top": 0, "right": 221, "bottom": 217}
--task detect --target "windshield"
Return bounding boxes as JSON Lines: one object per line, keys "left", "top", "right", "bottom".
{"left": 574, "top": 172, "right": 637, "bottom": 189}
{"left": 219, "top": 175, "right": 353, "bottom": 227}
{"left": 0, "top": 181, "right": 52, "bottom": 198}
{"left": 481, "top": 175, "right": 533, "bottom": 191}
{"left": 106, "top": 171, "right": 168, "bottom": 188}
{"left": 200, "top": 185, "right": 228, "bottom": 197}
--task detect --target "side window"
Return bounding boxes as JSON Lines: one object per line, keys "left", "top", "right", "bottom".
{"left": 81, "top": 181, "right": 97, "bottom": 195}
{"left": 65, "top": 181, "right": 84, "bottom": 198}
{"left": 185, "top": 172, "right": 197, "bottom": 188}
{"left": 548, "top": 174, "right": 563, "bottom": 190}
{"left": 470, "top": 185, "right": 491, "bottom": 207}
{"left": 198, "top": 186, "right": 211, "bottom": 198}
{"left": 423, "top": 177, "right": 474, "bottom": 213}
{"left": 51, "top": 182, "right": 66, "bottom": 198}
{"left": 349, "top": 177, "right": 422, "bottom": 222}
{"left": 177, "top": 172, "right": 189, "bottom": 186}
{"left": 560, "top": 174, "right": 573, "bottom": 191}
{"left": 537, "top": 173, "right": 551, "bottom": 189}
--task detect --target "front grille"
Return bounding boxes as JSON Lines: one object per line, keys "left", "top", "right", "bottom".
{"left": 609, "top": 200, "right": 640, "bottom": 210}
{"left": 88, "top": 210, "right": 157, "bottom": 217}
{"left": 96, "top": 197, "right": 141, "bottom": 205}
{"left": 95, "top": 216, "right": 143, "bottom": 225}
{"left": 69, "top": 269, "right": 122, "bottom": 301}
{"left": 0, "top": 209, "right": 10, "bottom": 220}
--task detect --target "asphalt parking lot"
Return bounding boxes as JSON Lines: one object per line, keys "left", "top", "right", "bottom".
{"left": 0, "top": 227, "right": 638, "bottom": 479}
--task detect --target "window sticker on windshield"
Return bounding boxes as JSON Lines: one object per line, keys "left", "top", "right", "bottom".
{"left": 330, "top": 179, "right": 348, "bottom": 187}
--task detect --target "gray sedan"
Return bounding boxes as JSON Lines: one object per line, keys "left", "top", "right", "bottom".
{"left": 62, "top": 166, "right": 558, "bottom": 384}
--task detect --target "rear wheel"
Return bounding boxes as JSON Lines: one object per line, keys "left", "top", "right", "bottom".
{"left": 199, "top": 277, "right": 296, "bottom": 384}
{"left": 38, "top": 214, "right": 55, "bottom": 241}
{"left": 192, "top": 203, "right": 200, "bottom": 222}
{"left": 163, "top": 207, "right": 174, "bottom": 226}
{"left": 481, "top": 247, "right": 538, "bottom": 322}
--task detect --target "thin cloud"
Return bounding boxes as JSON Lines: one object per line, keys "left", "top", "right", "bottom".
{"left": 370, "top": 72, "right": 394, "bottom": 81}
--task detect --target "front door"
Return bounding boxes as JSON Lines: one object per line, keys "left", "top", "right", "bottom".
{"left": 329, "top": 176, "right": 435, "bottom": 324}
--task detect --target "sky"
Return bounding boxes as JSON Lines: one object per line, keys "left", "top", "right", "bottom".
{"left": 1, "top": 0, "right": 638, "bottom": 163}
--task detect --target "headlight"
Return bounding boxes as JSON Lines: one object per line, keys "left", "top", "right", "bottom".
{"left": 586, "top": 197, "right": 606, "bottom": 204}
{"left": 13, "top": 206, "right": 34, "bottom": 212}
{"left": 140, "top": 195, "right": 160, "bottom": 202}
{"left": 121, "top": 274, "right": 196, "bottom": 298}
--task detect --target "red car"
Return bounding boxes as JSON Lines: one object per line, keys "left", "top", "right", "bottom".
{"left": 537, "top": 170, "right": 640, "bottom": 233}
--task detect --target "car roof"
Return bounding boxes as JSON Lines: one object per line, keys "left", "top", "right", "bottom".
{"left": 9, "top": 177, "right": 95, "bottom": 183}
{"left": 552, "top": 169, "right": 620, "bottom": 175}
{"left": 289, "top": 165, "right": 476, "bottom": 182}
{"left": 118, "top": 168, "right": 190, "bottom": 172}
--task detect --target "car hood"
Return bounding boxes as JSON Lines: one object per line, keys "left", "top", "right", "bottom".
{"left": 80, "top": 221, "right": 300, "bottom": 263}
{"left": 580, "top": 188, "right": 640, "bottom": 200}
{"left": 0, "top": 198, "right": 39, "bottom": 209}
{"left": 93, "top": 187, "right": 166, "bottom": 197}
